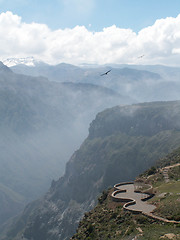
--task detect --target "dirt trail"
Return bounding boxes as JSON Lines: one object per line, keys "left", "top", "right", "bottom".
{"left": 162, "top": 163, "right": 180, "bottom": 183}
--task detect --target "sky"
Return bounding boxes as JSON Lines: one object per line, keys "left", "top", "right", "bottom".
{"left": 0, "top": 0, "right": 180, "bottom": 66}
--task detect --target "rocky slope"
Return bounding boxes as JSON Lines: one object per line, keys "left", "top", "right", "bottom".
{"left": 2, "top": 100, "right": 180, "bottom": 240}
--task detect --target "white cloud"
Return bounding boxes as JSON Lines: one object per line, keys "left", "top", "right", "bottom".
{"left": 0, "top": 11, "right": 180, "bottom": 66}
{"left": 0, "top": 11, "right": 48, "bottom": 56}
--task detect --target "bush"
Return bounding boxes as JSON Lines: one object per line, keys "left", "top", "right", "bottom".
{"left": 87, "top": 224, "right": 94, "bottom": 234}
{"left": 147, "top": 166, "right": 156, "bottom": 175}
{"left": 135, "top": 215, "right": 149, "bottom": 224}
{"left": 98, "top": 190, "right": 108, "bottom": 204}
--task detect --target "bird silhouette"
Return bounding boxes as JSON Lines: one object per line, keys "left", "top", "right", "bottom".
{"left": 138, "top": 55, "right": 144, "bottom": 59}
{"left": 100, "top": 69, "right": 111, "bottom": 76}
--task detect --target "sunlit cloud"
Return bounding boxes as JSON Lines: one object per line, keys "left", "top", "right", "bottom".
{"left": 0, "top": 11, "right": 180, "bottom": 66}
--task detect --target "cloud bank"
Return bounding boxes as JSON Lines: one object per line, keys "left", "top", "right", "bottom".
{"left": 0, "top": 11, "right": 180, "bottom": 66}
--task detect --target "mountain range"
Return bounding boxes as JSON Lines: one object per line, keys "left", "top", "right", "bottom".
{"left": 9, "top": 59, "right": 180, "bottom": 103}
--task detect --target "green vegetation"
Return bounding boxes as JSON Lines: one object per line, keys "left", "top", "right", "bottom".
{"left": 72, "top": 148, "right": 180, "bottom": 240}
{"left": 139, "top": 224, "right": 180, "bottom": 240}
{"left": 147, "top": 166, "right": 157, "bottom": 176}
{"left": 74, "top": 130, "right": 180, "bottom": 192}
{"left": 169, "top": 166, "right": 180, "bottom": 180}
{"left": 145, "top": 166, "right": 180, "bottom": 222}
{"left": 156, "top": 147, "right": 180, "bottom": 168}
{"left": 72, "top": 189, "right": 180, "bottom": 240}
{"left": 72, "top": 191, "right": 139, "bottom": 240}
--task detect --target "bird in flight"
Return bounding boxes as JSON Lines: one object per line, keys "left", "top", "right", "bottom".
{"left": 138, "top": 54, "right": 145, "bottom": 59}
{"left": 100, "top": 69, "right": 111, "bottom": 76}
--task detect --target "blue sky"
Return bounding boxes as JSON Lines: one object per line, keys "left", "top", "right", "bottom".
{"left": 0, "top": 0, "right": 180, "bottom": 66}
{"left": 1, "top": 0, "right": 180, "bottom": 32}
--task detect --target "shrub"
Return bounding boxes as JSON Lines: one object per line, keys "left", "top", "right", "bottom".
{"left": 147, "top": 166, "right": 156, "bottom": 175}
{"left": 98, "top": 190, "right": 108, "bottom": 204}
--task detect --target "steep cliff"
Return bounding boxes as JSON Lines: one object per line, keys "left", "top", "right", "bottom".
{"left": 3, "top": 101, "right": 180, "bottom": 240}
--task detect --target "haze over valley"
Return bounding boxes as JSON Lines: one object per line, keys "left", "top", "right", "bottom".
{"left": 1, "top": 59, "right": 180, "bottom": 239}
{"left": 0, "top": 1, "right": 180, "bottom": 239}
{"left": 0, "top": 61, "right": 131, "bottom": 227}
{"left": 11, "top": 60, "right": 180, "bottom": 102}
{"left": 2, "top": 100, "right": 180, "bottom": 240}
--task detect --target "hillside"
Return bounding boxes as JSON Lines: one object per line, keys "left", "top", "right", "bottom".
{"left": 0, "top": 62, "right": 129, "bottom": 227}
{"left": 2, "top": 101, "right": 180, "bottom": 240}
{"left": 72, "top": 148, "right": 180, "bottom": 240}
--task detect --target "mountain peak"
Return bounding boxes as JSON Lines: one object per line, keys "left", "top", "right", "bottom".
{"left": 0, "top": 61, "right": 12, "bottom": 73}
{"left": 2, "top": 57, "right": 43, "bottom": 67}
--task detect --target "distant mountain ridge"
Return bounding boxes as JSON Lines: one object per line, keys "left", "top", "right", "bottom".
{"left": 3, "top": 100, "right": 180, "bottom": 240}
{"left": 10, "top": 60, "right": 180, "bottom": 102}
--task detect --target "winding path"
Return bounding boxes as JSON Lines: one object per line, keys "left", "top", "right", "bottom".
{"left": 112, "top": 182, "right": 155, "bottom": 214}
{"left": 111, "top": 182, "right": 180, "bottom": 223}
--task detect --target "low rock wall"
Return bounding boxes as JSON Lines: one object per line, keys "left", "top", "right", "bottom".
{"left": 114, "top": 182, "right": 134, "bottom": 191}
{"left": 111, "top": 189, "right": 128, "bottom": 202}
{"left": 124, "top": 200, "right": 142, "bottom": 214}
{"left": 134, "top": 190, "right": 154, "bottom": 201}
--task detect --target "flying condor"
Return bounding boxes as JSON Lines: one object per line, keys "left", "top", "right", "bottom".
{"left": 100, "top": 69, "right": 111, "bottom": 76}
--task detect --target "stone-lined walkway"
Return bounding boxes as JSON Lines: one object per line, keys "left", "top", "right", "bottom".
{"left": 112, "top": 183, "right": 156, "bottom": 213}
{"left": 111, "top": 181, "right": 180, "bottom": 224}
{"left": 112, "top": 182, "right": 155, "bottom": 214}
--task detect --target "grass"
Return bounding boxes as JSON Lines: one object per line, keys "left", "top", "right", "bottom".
{"left": 139, "top": 223, "right": 180, "bottom": 240}
{"left": 169, "top": 166, "right": 180, "bottom": 181}
{"left": 72, "top": 159, "right": 180, "bottom": 240}
{"left": 145, "top": 166, "right": 180, "bottom": 221}
{"left": 72, "top": 187, "right": 180, "bottom": 240}
{"left": 157, "top": 181, "right": 180, "bottom": 194}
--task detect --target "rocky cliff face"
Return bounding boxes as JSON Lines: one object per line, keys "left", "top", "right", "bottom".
{"left": 3, "top": 101, "right": 180, "bottom": 240}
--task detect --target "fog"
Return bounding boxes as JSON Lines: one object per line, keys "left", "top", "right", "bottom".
{"left": 0, "top": 63, "right": 133, "bottom": 226}
{"left": 1, "top": 61, "right": 180, "bottom": 226}
{"left": 12, "top": 62, "right": 180, "bottom": 103}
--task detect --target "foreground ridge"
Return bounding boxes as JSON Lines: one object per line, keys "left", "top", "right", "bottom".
{"left": 72, "top": 151, "right": 180, "bottom": 240}
{"left": 111, "top": 181, "right": 180, "bottom": 224}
